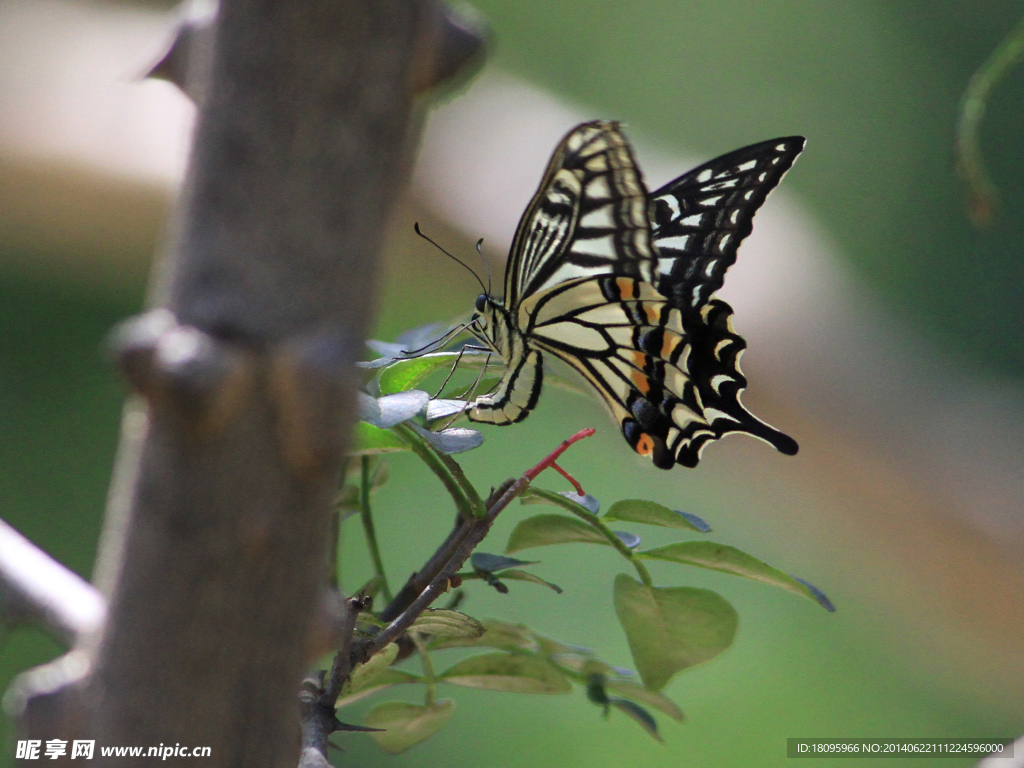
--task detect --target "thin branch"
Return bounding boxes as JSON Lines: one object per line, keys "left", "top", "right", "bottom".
{"left": 358, "top": 429, "right": 596, "bottom": 659}
{"left": 304, "top": 432, "right": 596, "bottom": 757}
{"left": 320, "top": 595, "right": 368, "bottom": 707}
{"left": 0, "top": 518, "right": 106, "bottom": 646}
{"left": 301, "top": 597, "right": 379, "bottom": 768}
{"left": 359, "top": 457, "right": 393, "bottom": 603}
{"left": 380, "top": 512, "right": 468, "bottom": 622}
{"left": 298, "top": 673, "right": 335, "bottom": 768}
{"left": 956, "top": 11, "right": 1024, "bottom": 227}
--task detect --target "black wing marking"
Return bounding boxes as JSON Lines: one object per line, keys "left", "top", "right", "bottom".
{"left": 650, "top": 136, "right": 805, "bottom": 315}
{"left": 675, "top": 299, "right": 798, "bottom": 467}
{"left": 503, "top": 121, "right": 656, "bottom": 310}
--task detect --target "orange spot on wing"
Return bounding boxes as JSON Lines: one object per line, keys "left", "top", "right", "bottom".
{"left": 644, "top": 303, "right": 662, "bottom": 324}
{"left": 630, "top": 352, "right": 650, "bottom": 394}
{"left": 660, "top": 332, "right": 679, "bottom": 360}
{"left": 636, "top": 433, "right": 654, "bottom": 456}
{"left": 616, "top": 277, "right": 637, "bottom": 300}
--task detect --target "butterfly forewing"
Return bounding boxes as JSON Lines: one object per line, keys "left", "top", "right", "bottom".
{"left": 650, "top": 136, "right": 805, "bottom": 315}
{"left": 504, "top": 121, "right": 656, "bottom": 309}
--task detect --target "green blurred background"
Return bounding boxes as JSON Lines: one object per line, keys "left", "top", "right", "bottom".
{"left": 1, "top": 1, "right": 1023, "bottom": 766}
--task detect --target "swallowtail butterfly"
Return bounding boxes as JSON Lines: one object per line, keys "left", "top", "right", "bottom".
{"left": 465, "top": 121, "right": 803, "bottom": 469}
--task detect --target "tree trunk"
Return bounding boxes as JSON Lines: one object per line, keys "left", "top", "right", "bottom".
{"left": 15, "top": 1, "right": 434, "bottom": 765}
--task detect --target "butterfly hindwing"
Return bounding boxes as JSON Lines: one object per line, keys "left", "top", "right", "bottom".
{"left": 676, "top": 299, "right": 799, "bottom": 466}
{"left": 522, "top": 276, "right": 713, "bottom": 469}
{"left": 650, "top": 136, "right": 805, "bottom": 315}
{"left": 504, "top": 121, "right": 656, "bottom": 309}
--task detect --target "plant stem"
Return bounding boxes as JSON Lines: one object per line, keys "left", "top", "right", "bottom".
{"left": 381, "top": 514, "right": 468, "bottom": 622}
{"left": 393, "top": 423, "right": 482, "bottom": 519}
{"left": 360, "top": 456, "right": 393, "bottom": 603}
{"left": 319, "top": 595, "right": 366, "bottom": 707}
{"left": 414, "top": 636, "right": 437, "bottom": 707}
{"left": 956, "top": 11, "right": 1024, "bottom": 226}
{"left": 356, "top": 431, "right": 597, "bottom": 662}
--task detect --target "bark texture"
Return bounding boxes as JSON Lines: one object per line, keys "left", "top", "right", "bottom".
{"left": 15, "top": 2, "right": 431, "bottom": 765}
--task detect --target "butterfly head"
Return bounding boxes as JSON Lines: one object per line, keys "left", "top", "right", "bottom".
{"left": 469, "top": 293, "right": 509, "bottom": 356}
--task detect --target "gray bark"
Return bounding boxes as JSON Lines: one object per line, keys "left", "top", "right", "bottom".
{"left": 7, "top": 0, "right": 482, "bottom": 764}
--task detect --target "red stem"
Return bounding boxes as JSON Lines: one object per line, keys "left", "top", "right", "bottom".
{"left": 523, "top": 428, "right": 595, "bottom": 494}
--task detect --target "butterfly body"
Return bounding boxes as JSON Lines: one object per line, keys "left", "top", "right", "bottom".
{"left": 466, "top": 121, "right": 803, "bottom": 469}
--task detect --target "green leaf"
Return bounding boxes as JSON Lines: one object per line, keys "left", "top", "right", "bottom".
{"left": 534, "top": 634, "right": 593, "bottom": 657}
{"left": 604, "top": 499, "right": 712, "bottom": 533}
{"left": 350, "top": 422, "right": 409, "bottom": 455}
{"left": 365, "top": 700, "right": 455, "bottom": 754}
{"left": 505, "top": 514, "right": 609, "bottom": 554}
{"left": 637, "top": 541, "right": 835, "bottom": 611}
{"left": 551, "top": 655, "right": 623, "bottom": 678}
{"left": 609, "top": 698, "right": 663, "bottom": 742}
{"left": 336, "top": 668, "right": 422, "bottom": 708}
{"left": 410, "top": 609, "right": 485, "bottom": 641}
{"left": 370, "top": 460, "right": 390, "bottom": 489}
{"left": 605, "top": 681, "right": 685, "bottom": 722}
{"left": 346, "top": 642, "right": 400, "bottom": 693}
{"left": 430, "top": 619, "right": 539, "bottom": 652}
{"left": 337, "top": 643, "right": 422, "bottom": 707}
{"left": 495, "top": 569, "right": 563, "bottom": 594}
{"left": 520, "top": 487, "right": 599, "bottom": 515}
{"left": 439, "top": 652, "right": 573, "bottom": 694}
{"left": 613, "top": 574, "right": 737, "bottom": 691}
{"left": 378, "top": 353, "right": 457, "bottom": 395}
{"left": 378, "top": 352, "right": 487, "bottom": 395}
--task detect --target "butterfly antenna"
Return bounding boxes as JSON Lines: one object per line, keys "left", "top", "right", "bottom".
{"left": 475, "top": 238, "right": 493, "bottom": 296}
{"left": 414, "top": 222, "right": 489, "bottom": 295}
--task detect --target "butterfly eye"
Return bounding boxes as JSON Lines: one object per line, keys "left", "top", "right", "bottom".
{"left": 475, "top": 294, "right": 488, "bottom": 313}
